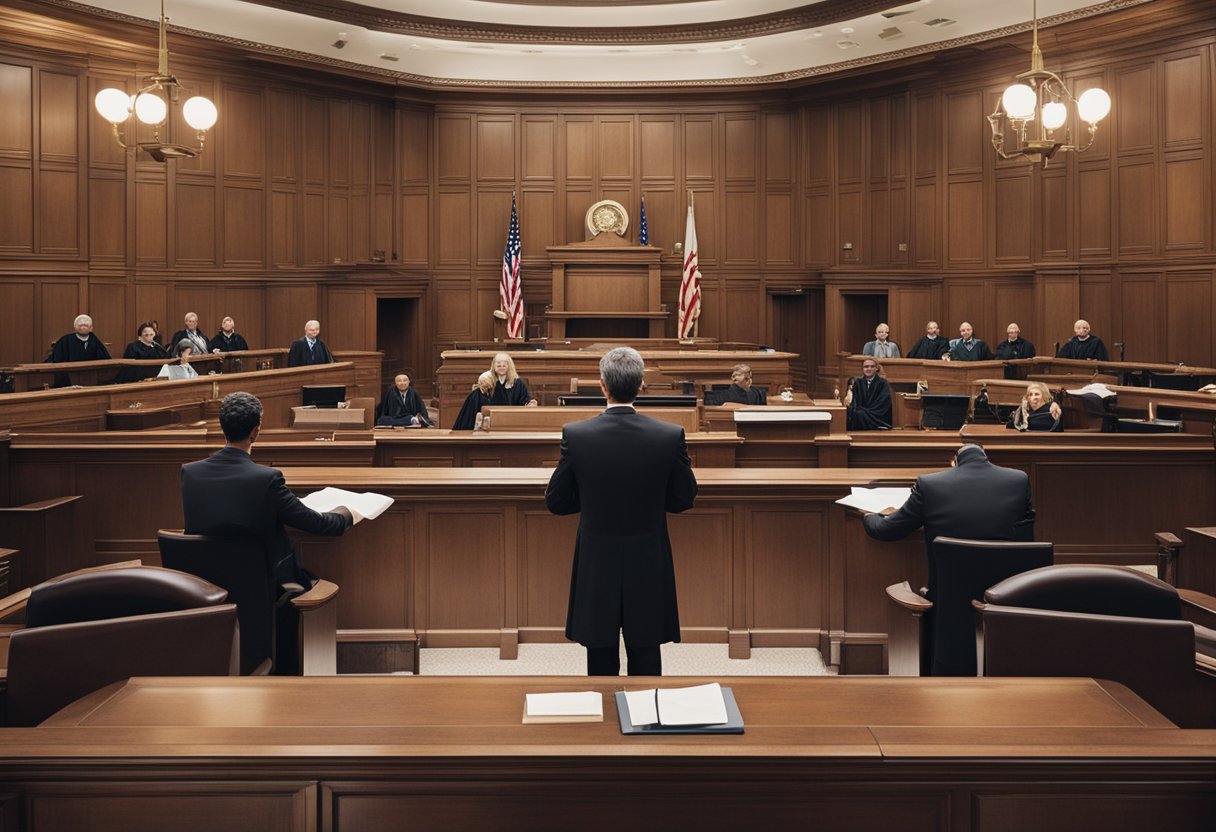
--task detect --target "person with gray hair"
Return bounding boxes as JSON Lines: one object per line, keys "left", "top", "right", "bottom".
{"left": 721, "top": 362, "right": 767, "bottom": 405}
{"left": 50, "top": 314, "right": 111, "bottom": 387}
{"left": 181, "top": 392, "right": 352, "bottom": 587}
{"left": 287, "top": 319, "right": 334, "bottom": 367}
{"left": 545, "top": 346, "right": 698, "bottom": 676}
{"left": 156, "top": 340, "right": 200, "bottom": 380}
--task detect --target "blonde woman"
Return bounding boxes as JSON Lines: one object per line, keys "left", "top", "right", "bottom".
{"left": 1009, "top": 381, "right": 1062, "bottom": 432}
{"left": 452, "top": 370, "right": 497, "bottom": 430}
{"left": 489, "top": 352, "right": 537, "bottom": 406}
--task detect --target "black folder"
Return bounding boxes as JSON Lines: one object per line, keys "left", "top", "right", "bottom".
{"left": 614, "top": 687, "right": 744, "bottom": 735}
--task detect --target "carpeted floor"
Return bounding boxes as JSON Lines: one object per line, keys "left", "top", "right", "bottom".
{"left": 418, "top": 642, "right": 834, "bottom": 676}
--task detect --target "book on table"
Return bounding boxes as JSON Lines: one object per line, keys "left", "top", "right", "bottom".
{"left": 615, "top": 682, "right": 744, "bottom": 735}
{"left": 522, "top": 691, "right": 604, "bottom": 724}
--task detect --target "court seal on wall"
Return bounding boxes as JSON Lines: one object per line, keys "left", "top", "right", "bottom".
{"left": 584, "top": 200, "right": 629, "bottom": 237}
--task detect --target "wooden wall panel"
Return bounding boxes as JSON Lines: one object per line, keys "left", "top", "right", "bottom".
{"left": 223, "top": 186, "right": 264, "bottom": 266}
{"left": 564, "top": 118, "right": 593, "bottom": 181}
{"left": 1164, "top": 273, "right": 1212, "bottom": 365}
{"left": 1119, "top": 275, "right": 1159, "bottom": 360}
{"left": 1078, "top": 273, "right": 1112, "bottom": 347}
{"left": 1164, "top": 156, "right": 1206, "bottom": 250}
{"left": 947, "top": 180, "right": 983, "bottom": 264}
{"left": 724, "top": 192, "right": 757, "bottom": 264}
{"left": 133, "top": 283, "right": 168, "bottom": 338}
{"left": 400, "top": 109, "right": 430, "bottom": 183}
{"left": 38, "top": 169, "right": 77, "bottom": 254}
{"left": 765, "top": 193, "right": 793, "bottom": 265}
{"left": 135, "top": 179, "right": 166, "bottom": 264}
{"left": 303, "top": 192, "right": 325, "bottom": 264}
{"left": 520, "top": 189, "right": 554, "bottom": 259}
{"left": 1115, "top": 64, "right": 1156, "bottom": 153}
{"left": 435, "top": 283, "right": 471, "bottom": 338}
{"left": 38, "top": 70, "right": 76, "bottom": 160}
{"left": 598, "top": 117, "right": 633, "bottom": 180}
{"left": 1040, "top": 171, "right": 1069, "bottom": 259}
{"left": 642, "top": 187, "right": 676, "bottom": 253}
{"left": 269, "top": 91, "right": 300, "bottom": 184}
{"left": 302, "top": 96, "right": 326, "bottom": 185}
{"left": 1038, "top": 275, "right": 1079, "bottom": 350}
{"left": 0, "top": 167, "right": 33, "bottom": 252}
{"left": 944, "top": 282, "right": 986, "bottom": 340}
{"left": 271, "top": 190, "right": 296, "bottom": 266}
{"left": 1117, "top": 161, "right": 1156, "bottom": 255}
{"left": 1163, "top": 53, "right": 1203, "bottom": 147}
{"left": 912, "top": 182, "right": 936, "bottom": 265}
{"left": 994, "top": 283, "right": 1035, "bottom": 338}
{"left": 805, "top": 192, "right": 833, "bottom": 266}
{"left": 684, "top": 117, "right": 713, "bottom": 181}
{"left": 522, "top": 117, "right": 555, "bottom": 181}
{"left": 325, "top": 287, "right": 370, "bottom": 352}
{"left": 437, "top": 191, "right": 471, "bottom": 265}
{"left": 175, "top": 182, "right": 215, "bottom": 265}
{"left": 266, "top": 285, "right": 320, "bottom": 348}
{"left": 39, "top": 282, "right": 80, "bottom": 357}
{"left": 892, "top": 287, "right": 931, "bottom": 350}
{"left": 223, "top": 286, "right": 265, "bottom": 350}
{"left": 0, "top": 63, "right": 31, "bottom": 153}
{"left": 640, "top": 117, "right": 676, "bottom": 181}
{"left": 0, "top": 281, "right": 34, "bottom": 363}
{"left": 724, "top": 115, "right": 756, "bottom": 181}
{"left": 328, "top": 192, "right": 349, "bottom": 263}
{"left": 946, "top": 91, "right": 983, "bottom": 174}
{"left": 994, "top": 175, "right": 1031, "bottom": 262}
{"left": 476, "top": 117, "right": 515, "bottom": 182}
{"left": 223, "top": 86, "right": 266, "bottom": 179}
{"left": 476, "top": 190, "right": 511, "bottom": 264}
{"left": 1077, "top": 167, "right": 1110, "bottom": 257}
{"left": 328, "top": 99, "right": 351, "bottom": 187}
{"left": 836, "top": 103, "right": 862, "bottom": 184}
{"left": 401, "top": 192, "right": 429, "bottom": 265}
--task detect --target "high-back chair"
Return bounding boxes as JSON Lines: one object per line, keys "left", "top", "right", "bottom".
{"left": 3, "top": 566, "right": 237, "bottom": 726}
{"left": 978, "top": 564, "right": 1216, "bottom": 728}
{"left": 886, "top": 537, "right": 1054, "bottom": 676}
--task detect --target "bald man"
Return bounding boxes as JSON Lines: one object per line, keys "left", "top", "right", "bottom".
{"left": 995, "top": 323, "right": 1036, "bottom": 361}
{"left": 906, "top": 321, "right": 949, "bottom": 360}
{"left": 287, "top": 319, "right": 334, "bottom": 367}
{"left": 944, "top": 322, "right": 993, "bottom": 362}
{"left": 1056, "top": 319, "right": 1109, "bottom": 361}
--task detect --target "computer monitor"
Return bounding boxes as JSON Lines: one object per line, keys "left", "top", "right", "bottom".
{"left": 301, "top": 385, "right": 346, "bottom": 408}
{"left": 921, "top": 394, "right": 970, "bottom": 430}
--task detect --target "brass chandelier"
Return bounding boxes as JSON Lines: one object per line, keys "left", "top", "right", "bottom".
{"left": 93, "top": 0, "right": 217, "bottom": 161}
{"left": 988, "top": 0, "right": 1111, "bottom": 167}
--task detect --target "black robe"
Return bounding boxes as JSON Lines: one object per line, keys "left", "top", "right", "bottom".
{"left": 117, "top": 340, "right": 169, "bottom": 383}
{"left": 211, "top": 331, "right": 249, "bottom": 353}
{"left": 451, "top": 388, "right": 492, "bottom": 430}
{"left": 170, "top": 329, "right": 211, "bottom": 355}
{"left": 721, "top": 383, "right": 767, "bottom": 405}
{"left": 1007, "top": 403, "right": 1062, "bottom": 432}
{"left": 490, "top": 378, "right": 533, "bottom": 406}
{"left": 995, "top": 338, "right": 1036, "bottom": 360}
{"left": 948, "top": 338, "right": 994, "bottom": 361}
{"left": 377, "top": 386, "right": 431, "bottom": 427}
{"left": 906, "top": 336, "right": 949, "bottom": 360}
{"left": 287, "top": 337, "right": 334, "bottom": 367}
{"left": 847, "top": 375, "right": 893, "bottom": 431}
{"left": 49, "top": 332, "right": 111, "bottom": 387}
{"left": 1057, "top": 335, "right": 1109, "bottom": 361}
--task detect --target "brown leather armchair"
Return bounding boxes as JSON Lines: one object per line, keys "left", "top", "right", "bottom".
{"left": 1, "top": 565, "right": 237, "bottom": 726}
{"left": 885, "top": 537, "right": 1054, "bottom": 676}
{"left": 158, "top": 531, "right": 339, "bottom": 675}
{"left": 978, "top": 564, "right": 1216, "bottom": 728}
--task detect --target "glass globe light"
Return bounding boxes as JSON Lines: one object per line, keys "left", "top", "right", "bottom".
{"left": 94, "top": 88, "right": 132, "bottom": 124}
{"left": 133, "top": 91, "right": 168, "bottom": 126}
{"left": 1001, "top": 84, "right": 1037, "bottom": 120}
{"left": 1077, "top": 88, "right": 1111, "bottom": 124}
{"left": 182, "top": 96, "right": 218, "bottom": 131}
{"left": 1041, "top": 101, "right": 1067, "bottom": 130}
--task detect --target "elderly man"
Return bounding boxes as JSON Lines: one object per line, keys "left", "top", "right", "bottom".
{"left": 50, "top": 314, "right": 111, "bottom": 387}
{"left": 721, "top": 363, "right": 767, "bottom": 404}
{"left": 211, "top": 317, "right": 249, "bottom": 353}
{"left": 1056, "top": 319, "right": 1110, "bottom": 361}
{"left": 995, "top": 322, "right": 1036, "bottom": 360}
{"left": 862, "top": 323, "right": 901, "bottom": 359}
{"left": 944, "top": 321, "right": 993, "bottom": 362}
{"left": 845, "top": 357, "right": 892, "bottom": 430}
{"left": 545, "top": 347, "right": 698, "bottom": 676}
{"left": 170, "top": 312, "right": 211, "bottom": 357}
{"left": 287, "top": 320, "right": 334, "bottom": 367}
{"left": 906, "top": 320, "right": 949, "bottom": 360}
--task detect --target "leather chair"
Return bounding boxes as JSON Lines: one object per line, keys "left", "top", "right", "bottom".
{"left": 885, "top": 537, "right": 1054, "bottom": 677}
{"left": 158, "top": 531, "right": 339, "bottom": 676}
{"left": 1, "top": 565, "right": 237, "bottom": 726}
{"left": 978, "top": 564, "right": 1216, "bottom": 728}
{"left": 348, "top": 396, "right": 376, "bottom": 429}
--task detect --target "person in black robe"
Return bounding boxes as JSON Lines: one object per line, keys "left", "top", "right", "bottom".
{"left": 489, "top": 352, "right": 537, "bottom": 406}
{"left": 170, "top": 312, "right": 211, "bottom": 357}
{"left": 377, "top": 373, "right": 431, "bottom": 427}
{"left": 452, "top": 371, "right": 496, "bottom": 430}
{"left": 845, "top": 357, "right": 893, "bottom": 431}
{"left": 1056, "top": 319, "right": 1110, "bottom": 361}
{"left": 50, "top": 314, "right": 111, "bottom": 387}
{"left": 1007, "top": 382, "right": 1062, "bottom": 432}
{"left": 117, "top": 322, "right": 169, "bottom": 383}
{"left": 994, "top": 322, "right": 1036, "bottom": 360}
{"left": 287, "top": 320, "right": 334, "bottom": 367}
{"left": 721, "top": 363, "right": 767, "bottom": 404}
{"left": 906, "top": 321, "right": 950, "bottom": 360}
{"left": 944, "top": 322, "right": 994, "bottom": 361}
{"left": 211, "top": 317, "right": 250, "bottom": 353}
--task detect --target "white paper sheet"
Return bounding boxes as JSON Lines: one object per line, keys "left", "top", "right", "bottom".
{"left": 1066, "top": 382, "right": 1115, "bottom": 398}
{"left": 623, "top": 688, "right": 660, "bottom": 727}
{"left": 834, "top": 486, "right": 912, "bottom": 514}
{"left": 299, "top": 486, "right": 393, "bottom": 524}
{"left": 656, "top": 682, "right": 728, "bottom": 726}
{"left": 524, "top": 691, "right": 603, "bottom": 718}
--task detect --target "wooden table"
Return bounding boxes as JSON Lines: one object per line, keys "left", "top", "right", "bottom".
{"left": 0, "top": 675, "right": 1212, "bottom": 832}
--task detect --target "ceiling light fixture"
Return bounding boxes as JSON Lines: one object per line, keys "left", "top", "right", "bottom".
{"left": 93, "top": 0, "right": 216, "bottom": 161}
{"left": 988, "top": 0, "right": 1110, "bottom": 167}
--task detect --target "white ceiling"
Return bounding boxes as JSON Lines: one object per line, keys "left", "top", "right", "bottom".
{"left": 63, "top": 0, "right": 1148, "bottom": 86}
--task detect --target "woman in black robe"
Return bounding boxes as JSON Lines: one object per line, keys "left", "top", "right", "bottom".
{"left": 1008, "top": 382, "right": 1062, "bottom": 432}
{"left": 377, "top": 372, "right": 431, "bottom": 427}
{"left": 845, "top": 357, "right": 893, "bottom": 431}
{"left": 489, "top": 352, "right": 538, "bottom": 406}
{"left": 452, "top": 371, "right": 496, "bottom": 430}
{"left": 116, "top": 322, "right": 169, "bottom": 383}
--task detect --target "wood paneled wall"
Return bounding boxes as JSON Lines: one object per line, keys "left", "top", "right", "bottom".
{"left": 0, "top": 0, "right": 1214, "bottom": 391}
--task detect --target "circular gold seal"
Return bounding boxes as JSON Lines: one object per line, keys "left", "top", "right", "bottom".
{"left": 584, "top": 200, "right": 629, "bottom": 237}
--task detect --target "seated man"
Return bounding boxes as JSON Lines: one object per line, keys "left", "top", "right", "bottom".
{"left": 906, "top": 320, "right": 949, "bottom": 361}
{"left": 377, "top": 372, "right": 431, "bottom": 427}
{"left": 287, "top": 320, "right": 334, "bottom": 367}
{"left": 995, "top": 322, "right": 1036, "bottom": 360}
{"left": 720, "top": 363, "right": 767, "bottom": 405}
{"left": 1056, "top": 319, "right": 1110, "bottom": 361}
{"left": 862, "top": 323, "right": 901, "bottom": 359}
{"left": 181, "top": 392, "right": 352, "bottom": 586}
{"left": 845, "top": 357, "right": 892, "bottom": 431}
{"left": 50, "top": 314, "right": 111, "bottom": 387}
{"left": 944, "top": 321, "right": 994, "bottom": 361}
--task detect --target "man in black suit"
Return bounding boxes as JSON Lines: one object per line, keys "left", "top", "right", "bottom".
{"left": 287, "top": 320, "right": 334, "bottom": 367}
{"left": 545, "top": 347, "right": 698, "bottom": 676}
{"left": 181, "top": 392, "right": 352, "bottom": 586}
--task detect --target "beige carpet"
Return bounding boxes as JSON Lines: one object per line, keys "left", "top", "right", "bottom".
{"left": 419, "top": 641, "right": 834, "bottom": 676}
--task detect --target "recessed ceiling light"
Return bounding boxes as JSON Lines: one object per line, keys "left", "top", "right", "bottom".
{"left": 809, "top": 31, "right": 824, "bottom": 39}
{"left": 741, "top": 54, "right": 759, "bottom": 66}
{"left": 836, "top": 39, "right": 860, "bottom": 50}
{"left": 878, "top": 27, "right": 904, "bottom": 41}
{"left": 841, "top": 27, "right": 854, "bottom": 34}
{"left": 380, "top": 54, "right": 399, "bottom": 62}
{"left": 924, "top": 18, "right": 955, "bottom": 28}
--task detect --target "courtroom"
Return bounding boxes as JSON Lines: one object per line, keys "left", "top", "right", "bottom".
{"left": 0, "top": 0, "right": 1215, "bottom": 829}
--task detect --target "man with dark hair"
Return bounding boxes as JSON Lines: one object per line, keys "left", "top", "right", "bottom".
{"left": 181, "top": 392, "right": 352, "bottom": 586}
{"left": 545, "top": 347, "right": 698, "bottom": 676}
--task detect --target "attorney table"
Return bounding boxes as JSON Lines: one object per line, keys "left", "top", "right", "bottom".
{"left": 0, "top": 675, "right": 1212, "bottom": 832}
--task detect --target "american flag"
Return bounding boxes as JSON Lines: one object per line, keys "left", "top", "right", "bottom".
{"left": 638, "top": 195, "right": 649, "bottom": 246}
{"left": 678, "top": 201, "right": 701, "bottom": 339}
{"left": 500, "top": 193, "right": 524, "bottom": 339}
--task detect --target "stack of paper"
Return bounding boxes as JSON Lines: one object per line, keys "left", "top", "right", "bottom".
{"left": 300, "top": 487, "right": 393, "bottom": 524}
{"left": 835, "top": 486, "right": 912, "bottom": 514}
{"left": 623, "top": 682, "right": 728, "bottom": 727}
{"left": 522, "top": 691, "right": 604, "bottom": 724}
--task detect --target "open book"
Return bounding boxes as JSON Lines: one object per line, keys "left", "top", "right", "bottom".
{"left": 299, "top": 486, "right": 393, "bottom": 524}
{"left": 835, "top": 486, "right": 912, "bottom": 514}
{"left": 615, "top": 682, "right": 744, "bottom": 734}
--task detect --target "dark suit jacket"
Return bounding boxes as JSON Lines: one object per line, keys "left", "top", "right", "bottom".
{"left": 287, "top": 337, "right": 334, "bottom": 367}
{"left": 170, "top": 329, "right": 211, "bottom": 355}
{"left": 863, "top": 453, "right": 1034, "bottom": 597}
{"left": 181, "top": 446, "right": 349, "bottom": 585}
{"left": 545, "top": 407, "right": 698, "bottom": 648}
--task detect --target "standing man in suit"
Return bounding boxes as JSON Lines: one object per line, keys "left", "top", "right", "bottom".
{"left": 181, "top": 392, "right": 352, "bottom": 586}
{"left": 287, "top": 320, "right": 334, "bottom": 367}
{"left": 546, "top": 347, "right": 698, "bottom": 676}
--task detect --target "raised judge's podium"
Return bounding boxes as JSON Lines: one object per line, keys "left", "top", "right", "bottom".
{"left": 545, "top": 235, "right": 665, "bottom": 339}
